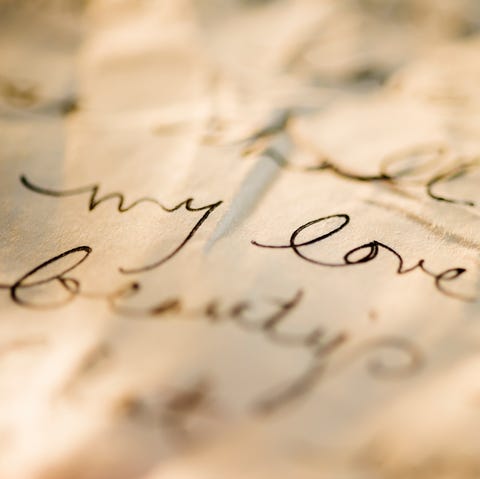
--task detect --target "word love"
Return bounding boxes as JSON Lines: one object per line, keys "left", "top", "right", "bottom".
{"left": 253, "top": 213, "right": 473, "bottom": 302}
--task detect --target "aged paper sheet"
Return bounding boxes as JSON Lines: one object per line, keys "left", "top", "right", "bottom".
{"left": 1, "top": 1, "right": 480, "bottom": 478}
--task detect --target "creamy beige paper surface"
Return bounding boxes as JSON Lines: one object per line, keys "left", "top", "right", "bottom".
{"left": 2, "top": 1, "right": 480, "bottom": 478}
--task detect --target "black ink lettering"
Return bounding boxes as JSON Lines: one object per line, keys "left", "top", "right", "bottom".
{"left": 20, "top": 175, "right": 222, "bottom": 273}
{"left": 8, "top": 246, "right": 91, "bottom": 308}
{"left": 427, "top": 160, "right": 480, "bottom": 207}
{"left": 253, "top": 214, "right": 473, "bottom": 301}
